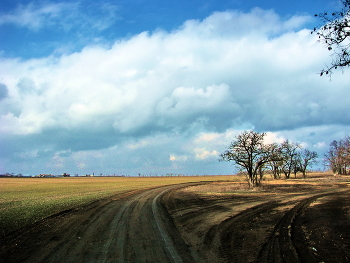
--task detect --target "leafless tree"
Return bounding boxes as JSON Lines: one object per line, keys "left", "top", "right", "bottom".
{"left": 266, "top": 143, "right": 284, "bottom": 179}
{"left": 220, "top": 131, "right": 275, "bottom": 187}
{"left": 325, "top": 136, "right": 350, "bottom": 174}
{"left": 297, "top": 149, "right": 318, "bottom": 178}
{"left": 279, "top": 140, "right": 301, "bottom": 179}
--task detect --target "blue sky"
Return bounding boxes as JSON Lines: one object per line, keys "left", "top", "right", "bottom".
{"left": 0, "top": 0, "right": 349, "bottom": 176}
{"left": 0, "top": 0, "right": 338, "bottom": 58}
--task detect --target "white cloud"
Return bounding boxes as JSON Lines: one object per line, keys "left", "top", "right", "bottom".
{"left": 0, "top": 2, "right": 120, "bottom": 32}
{"left": 194, "top": 148, "right": 219, "bottom": 160}
{"left": 0, "top": 2, "right": 75, "bottom": 30}
{"left": 314, "top": 141, "right": 327, "bottom": 149}
{"left": 169, "top": 154, "right": 188, "bottom": 162}
{"left": 0, "top": 8, "right": 349, "bottom": 175}
{"left": 195, "top": 132, "right": 221, "bottom": 143}
{"left": 178, "top": 8, "right": 311, "bottom": 39}
{"left": 264, "top": 132, "right": 286, "bottom": 144}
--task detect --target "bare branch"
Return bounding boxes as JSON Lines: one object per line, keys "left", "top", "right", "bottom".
{"left": 314, "top": 0, "right": 350, "bottom": 75}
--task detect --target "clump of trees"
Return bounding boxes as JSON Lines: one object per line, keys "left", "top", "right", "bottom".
{"left": 324, "top": 135, "right": 350, "bottom": 174}
{"left": 313, "top": 0, "right": 350, "bottom": 75}
{"left": 220, "top": 131, "right": 318, "bottom": 187}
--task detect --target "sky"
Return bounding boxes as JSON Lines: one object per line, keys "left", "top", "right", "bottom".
{"left": 0, "top": 0, "right": 349, "bottom": 176}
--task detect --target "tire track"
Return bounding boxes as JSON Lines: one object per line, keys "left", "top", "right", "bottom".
{"left": 108, "top": 185, "right": 194, "bottom": 263}
{"left": 100, "top": 194, "right": 140, "bottom": 263}
{"left": 152, "top": 188, "right": 185, "bottom": 263}
{"left": 151, "top": 184, "right": 206, "bottom": 263}
{"left": 256, "top": 191, "right": 349, "bottom": 263}
{"left": 215, "top": 201, "right": 280, "bottom": 263}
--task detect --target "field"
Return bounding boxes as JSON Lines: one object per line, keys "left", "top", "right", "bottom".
{"left": 0, "top": 175, "right": 238, "bottom": 238}
{"left": 1, "top": 173, "right": 350, "bottom": 262}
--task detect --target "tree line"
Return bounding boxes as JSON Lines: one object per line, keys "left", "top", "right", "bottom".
{"left": 220, "top": 131, "right": 319, "bottom": 187}
{"left": 324, "top": 136, "right": 350, "bottom": 175}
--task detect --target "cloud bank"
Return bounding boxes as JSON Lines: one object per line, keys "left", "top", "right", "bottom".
{"left": 0, "top": 8, "right": 349, "bottom": 175}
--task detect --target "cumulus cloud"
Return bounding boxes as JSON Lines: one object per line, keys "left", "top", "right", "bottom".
{"left": 0, "top": 8, "right": 349, "bottom": 175}
{"left": 178, "top": 8, "right": 311, "bottom": 39}
{"left": 194, "top": 148, "right": 219, "bottom": 160}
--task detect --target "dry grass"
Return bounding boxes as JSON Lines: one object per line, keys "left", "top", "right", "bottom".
{"left": 182, "top": 172, "right": 349, "bottom": 196}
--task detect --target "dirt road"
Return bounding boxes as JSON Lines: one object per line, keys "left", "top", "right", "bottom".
{"left": 0, "top": 184, "right": 196, "bottom": 263}
{"left": 1, "top": 180, "right": 350, "bottom": 263}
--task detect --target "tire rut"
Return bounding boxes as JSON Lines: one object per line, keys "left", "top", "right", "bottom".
{"left": 214, "top": 201, "right": 280, "bottom": 263}
{"left": 255, "top": 191, "right": 349, "bottom": 263}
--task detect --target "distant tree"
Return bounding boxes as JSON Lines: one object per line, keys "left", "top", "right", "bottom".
{"left": 297, "top": 149, "right": 318, "bottom": 178}
{"left": 313, "top": 0, "right": 350, "bottom": 75}
{"left": 325, "top": 140, "right": 341, "bottom": 173}
{"left": 279, "top": 140, "right": 301, "bottom": 179}
{"left": 220, "top": 131, "right": 275, "bottom": 187}
{"left": 325, "top": 136, "right": 350, "bottom": 174}
{"left": 266, "top": 143, "right": 284, "bottom": 179}
{"left": 344, "top": 136, "right": 350, "bottom": 165}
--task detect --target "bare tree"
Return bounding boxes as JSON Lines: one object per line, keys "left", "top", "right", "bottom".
{"left": 220, "top": 131, "right": 274, "bottom": 187}
{"left": 325, "top": 136, "right": 350, "bottom": 174}
{"left": 324, "top": 140, "right": 340, "bottom": 173}
{"left": 280, "top": 140, "right": 301, "bottom": 179}
{"left": 266, "top": 143, "right": 284, "bottom": 179}
{"left": 313, "top": 0, "right": 350, "bottom": 75}
{"left": 344, "top": 135, "right": 350, "bottom": 166}
{"left": 297, "top": 149, "right": 318, "bottom": 178}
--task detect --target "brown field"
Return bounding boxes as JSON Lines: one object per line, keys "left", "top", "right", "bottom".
{"left": 1, "top": 172, "right": 350, "bottom": 262}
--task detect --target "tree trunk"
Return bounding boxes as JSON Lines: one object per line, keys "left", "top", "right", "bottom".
{"left": 247, "top": 174, "right": 259, "bottom": 187}
{"left": 302, "top": 170, "right": 306, "bottom": 178}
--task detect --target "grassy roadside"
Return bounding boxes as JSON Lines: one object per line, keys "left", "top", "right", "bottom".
{"left": 0, "top": 175, "right": 236, "bottom": 237}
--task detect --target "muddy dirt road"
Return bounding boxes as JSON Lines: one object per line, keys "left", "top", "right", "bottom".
{"left": 1, "top": 179, "right": 350, "bottom": 263}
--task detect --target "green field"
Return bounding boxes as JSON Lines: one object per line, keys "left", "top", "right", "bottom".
{"left": 0, "top": 175, "right": 237, "bottom": 237}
